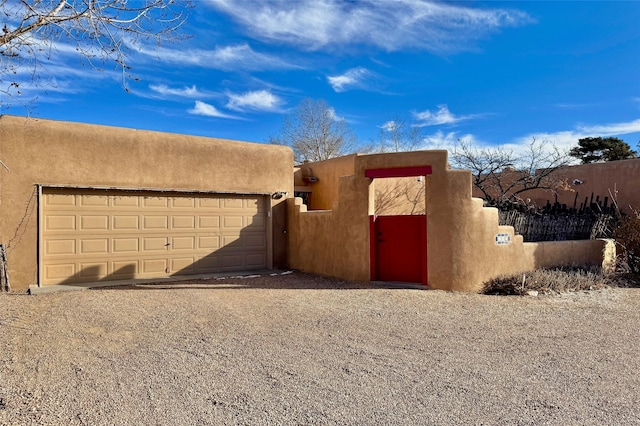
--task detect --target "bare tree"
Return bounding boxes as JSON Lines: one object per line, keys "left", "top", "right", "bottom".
{"left": 450, "top": 138, "right": 571, "bottom": 207}
{"left": 376, "top": 115, "right": 425, "bottom": 153}
{"left": 1, "top": 0, "right": 190, "bottom": 107}
{"left": 270, "top": 98, "right": 356, "bottom": 163}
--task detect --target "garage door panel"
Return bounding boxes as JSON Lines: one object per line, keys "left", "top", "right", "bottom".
{"left": 246, "top": 253, "right": 267, "bottom": 267}
{"left": 198, "top": 236, "right": 220, "bottom": 250}
{"left": 198, "top": 198, "right": 220, "bottom": 208}
{"left": 199, "top": 216, "right": 220, "bottom": 229}
{"left": 45, "top": 239, "right": 77, "bottom": 256}
{"left": 45, "top": 193, "right": 76, "bottom": 206}
{"left": 246, "top": 198, "right": 265, "bottom": 212}
{"left": 112, "top": 261, "right": 138, "bottom": 278}
{"left": 194, "top": 255, "right": 220, "bottom": 271}
{"left": 246, "top": 216, "right": 266, "bottom": 228}
{"left": 244, "top": 235, "right": 266, "bottom": 248}
{"left": 114, "top": 196, "right": 139, "bottom": 207}
{"left": 222, "top": 235, "right": 241, "bottom": 246}
{"left": 144, "top": 237, "right": 169, "bottom": 251}
{"left": 172, "top": 257, "right": 196, "bottom": 273}
{"left": 142, "top": 258, "right": 167, "bottom": 274}
{"left": 80, "top": 216, "right": 109, "bottom": 231}
{"left": 113, "top": 216, "right": 139, "bottom": 230}
{"left": 78, "top": 263, "right": 108, "bottom": 279}
{"left": 223, "top": 216, "right": 243, "bottom": 228}
{"left": 113, "top": 238, "right": 139, "bottom": 253}
{"left": 79, "top": 195, "right": 109, "bottom": 207}
{"left": 172, "top": 216, "right": 195, "bottom": 229}
{"left": 44, "top": 263, "right": 76, "bottom": 281}
{"left": 172, "top": 237, "right": 195, "bottom": 250}
{"left": 144, "top": 216, "right": 168, "bottom": 229}
{"left": 80, "top": 239, "right": 109, "bottom": 254}
{"left": 172, "top": 198, "right": 196, "bottom": 208}
{"left": 143, "top": 197, "right": 168, "bottom": 208}
{"left": 41, "top": 189, "right": 268, "bottom": 285}
{"left": 46, "top": 215, "right": 76, "bottom": 231}
{"left": 222, "top": 254, "right": 244, "bottom": 268}
{"left": 223, "top": 198, "right": 243, "bottom": 209}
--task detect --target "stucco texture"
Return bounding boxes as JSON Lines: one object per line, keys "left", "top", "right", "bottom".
{"left": 468, "top": 158, "right": 640, "bottom": 214}
{"left": 526, "top": 158, "right": 640, "bottom": 213}
{"left": 288, "top": 151, "right": 611, "bottom": 292}
{"left": 0, "top": 115, "right": 293, "bottom": 290}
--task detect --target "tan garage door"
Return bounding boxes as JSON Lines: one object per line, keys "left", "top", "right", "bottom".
{"left": 41, "top": 188, "right": 268, "bottom": 285}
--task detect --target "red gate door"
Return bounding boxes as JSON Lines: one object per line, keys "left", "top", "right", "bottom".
{"left": 373, "top": 215, "right": 427, "bottom": 285}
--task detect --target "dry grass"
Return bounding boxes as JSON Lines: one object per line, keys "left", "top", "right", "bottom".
{"left": 482, "top": 266, "right": 615, "bottom": 296}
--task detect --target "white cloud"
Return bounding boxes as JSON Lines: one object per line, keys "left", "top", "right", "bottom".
{"left": 381, "top": 121, "right": 397, "bottom": 132}
{"left": 553, "top": 102, "right": 595, "bottom": 109}
{"left": 226, "top": 90, "right": 283, "bottom": 112}
{"left": 413, "top": 104, "right": 481, "bottom": 127}
{"left": 327, "top": 67, "right": 373, "bottom": 92}
{"left": 508, "top": 118, "right": 640, "bottom": 152}
{"left": 138, "top": 43, "right": 299, "bottom": 71}
{"left": 420, "top": 119, "right": 640, "bottom": 168}
{"left": 326, "top": 107, "right": 346, "bottom": 122}
{"left": 188, "top": 101, "right": 239, "bottom": 119}
{"left": 206, "top": 0, "right": 533, "bottom": 53}
{"left": 577, "top": 119, "right": 640, "bottom": 136}
{"left": 422, "top": 130, "right": 477, "bottom": 150}
{"left": 149, "top": 84, "right": 203, "bottom": 98}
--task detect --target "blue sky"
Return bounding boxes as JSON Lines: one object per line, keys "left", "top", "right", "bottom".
{"left": 4, "top": 0, "right": 640, "bottom": 155}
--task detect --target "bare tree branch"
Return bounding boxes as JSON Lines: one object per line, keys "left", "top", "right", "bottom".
{"left": 450, "top": 138, "right": 571, "bottom": 208}
{"left": 1, "top": 0, "right": 191, "bottom": 108}
{"left": 375, "top": 115, "right": 425, "bottom": 153}
{"left": 271, "top": 98, "right": 357, "bottom": 163}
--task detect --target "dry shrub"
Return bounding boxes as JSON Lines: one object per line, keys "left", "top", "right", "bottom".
{"left": 613, "top": 209, "right": 640, "bottom": 275}
{"left": 482, "top": 266, "right": 612, "bottom": 296}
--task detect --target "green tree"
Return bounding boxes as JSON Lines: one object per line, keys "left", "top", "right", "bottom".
{"left": 569, "top": 137, "right": 638, "bottom": 164}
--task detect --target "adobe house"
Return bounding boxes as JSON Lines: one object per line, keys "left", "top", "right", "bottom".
{"left": 0, "top": 115, "right": 614, "bottom": 293}
{"left": 0, "top": 115, "right": 293, "bottom": 292}
{"left": 291, "top": 151, "right": 614, "bottom": 292}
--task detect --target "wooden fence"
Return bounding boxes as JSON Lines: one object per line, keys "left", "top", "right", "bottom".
{"left": 497, "top": 192, "right": 617, "bottom": 242}
{"left": 498, "top": 210, "right": 614, "bottom": 242}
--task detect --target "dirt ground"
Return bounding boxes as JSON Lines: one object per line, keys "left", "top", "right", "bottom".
{"left": 1, "top": 272, "right": 639, "bottom": 425}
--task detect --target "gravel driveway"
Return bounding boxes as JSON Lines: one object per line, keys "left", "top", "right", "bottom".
{"left": 1, "top": 272, "right": 639, "bottom": 425}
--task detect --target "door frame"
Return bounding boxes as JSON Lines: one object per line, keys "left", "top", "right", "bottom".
{"left": 365, "top": 166, "right": 432, "bottom": 286}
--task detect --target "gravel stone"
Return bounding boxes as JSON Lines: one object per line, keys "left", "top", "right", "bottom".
{"left": 1, "top": 272, "right": 639, "bottom": 425}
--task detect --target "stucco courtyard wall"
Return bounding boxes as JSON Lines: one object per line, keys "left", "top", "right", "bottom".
{"left": 294, "top": 154, "right": 357, "bottom": 211}
{"left": 288, "top": 151, "right": 612, "bottom": 292}
{"left": 0, "top": 115, "right": 294, "bottom": 290}
{"left": 526, "top": 158, "right": 640, "bottom": 212}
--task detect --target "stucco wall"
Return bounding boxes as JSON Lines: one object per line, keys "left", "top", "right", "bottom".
{"left": 0, "top": 115, "right": 294, "bottom": 290}
{"left": 526, "top": 159, "right": 640, "bottom": 212}
{"left": 467, "top": 159, "right": 640, "bottom": 213}
{"left": 294, "top": 154, "right": 357, "bottom": 210}
{"left": 288, "top": 151, "right": 612, "bottom": 292}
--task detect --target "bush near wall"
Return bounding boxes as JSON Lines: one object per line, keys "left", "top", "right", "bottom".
{"left": 613, "top": 209, "right": 640, "bottom": 275}
{"left": 483, "top": 266, "right": 612, "bottom": 296}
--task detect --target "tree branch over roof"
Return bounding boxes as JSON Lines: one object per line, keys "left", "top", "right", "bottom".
{"left": 1, "top": 0, "right": 191, "bottom": 108}
{"left": 450, "top": 138, "right": 571, "bottom": 208}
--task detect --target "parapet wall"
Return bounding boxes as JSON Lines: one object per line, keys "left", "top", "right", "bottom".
{"left": 288, "top": 151, "right": 613, "bottom": 292}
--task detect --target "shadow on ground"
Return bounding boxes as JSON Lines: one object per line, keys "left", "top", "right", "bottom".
{"left": 92, "top": 271, "right": 428, "bottom": 291}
